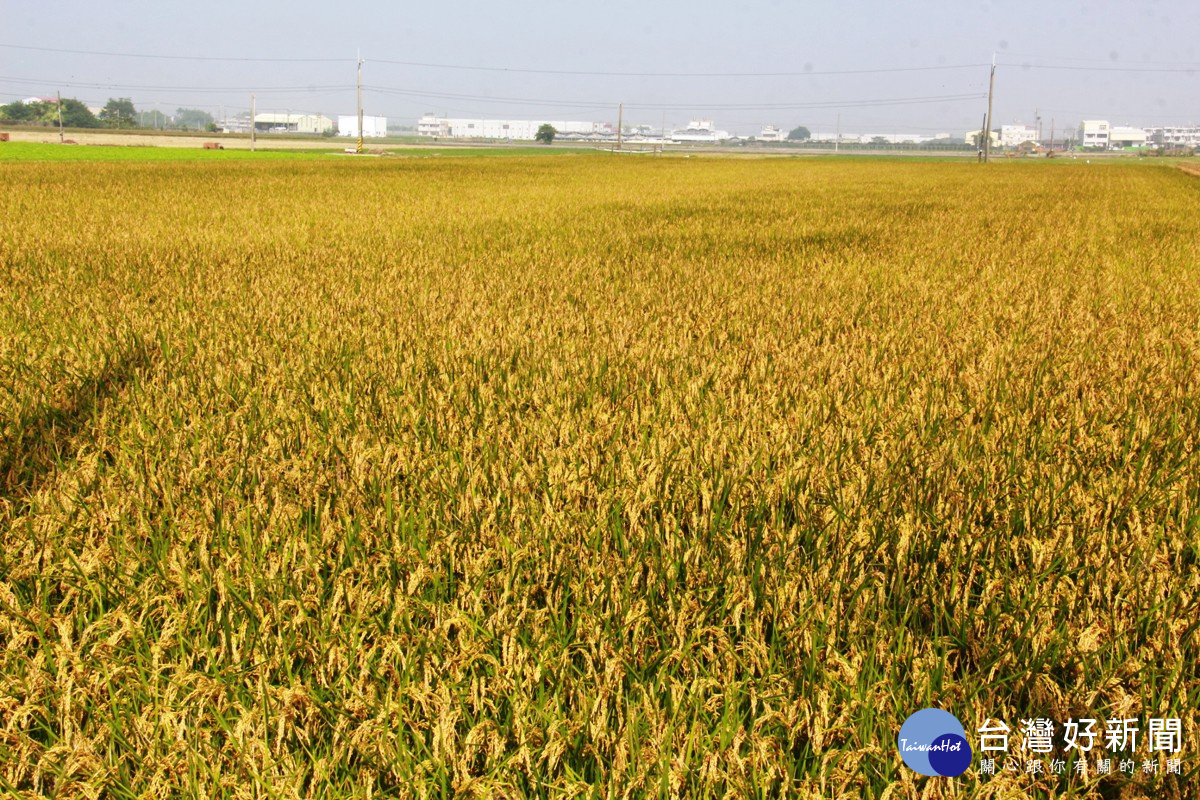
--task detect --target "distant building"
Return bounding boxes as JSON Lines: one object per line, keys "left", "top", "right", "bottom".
{"left": 668, "top": 119, "right": 732, "bottom": 143}
{"left": 416, "top": 114, "right": 612, "bottom": 140}
{"left": 807, "top": 131, "right": 949, "bottom": 145}
{"left": 417, "top": 114, "right": 449, "bottom": 137}
{"left": 1109, "top": 126, "right": 1148, "bottom": 148}
{"left": 758, "top": 125, "right": 787, "bottom": 142}
{"left": 853, "top": 133, "right": 936, "bottom": 145}
{"left": 218, "top": 116, "right": 253, "bottom": 134}
{"left": 1074, "top": 120, "right": 1153, "bottom": 149}
{"left": 963, "top": 130, "right": 1001, "bottom": 147}
{"left": 338, "top": 115, "right": 387, "bottom": 138}
{"left": 1000, "top": 124, "right": 1038, "bottom": 148}
{"left": 253, "top": 113, "right": 333, "bottom": 134}
{"left": 1144, "top": 125, "right": 1200, "bottom": 148}
{"left": 1078, "top": 120, "right": 1110, "bottom": 148}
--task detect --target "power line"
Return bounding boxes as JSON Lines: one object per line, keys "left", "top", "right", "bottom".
{"left": 368, "top": 85, "right": 985, "bottom": 111}
{"left": 1000, "top": 50, "right": 1200, "bottom": 67}
{"left": 0, "top": 42, "right": 350, "bottom": 63}
{"left": 0, "top": 76, "right": 353, "bottom": 94}
{"left": 0, "top": 42, "right": 989, "bottom": 77}
{"left": 369, "top": 58, "right": 991, "bottom": 78}
{"left": 997, "top": 60, "right": 1200, "bottom": 74}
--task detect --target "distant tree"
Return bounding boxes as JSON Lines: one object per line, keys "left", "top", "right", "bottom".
{"left": 871, "top": 136, "right": 889, "bottom": 145}
{"left": 787, "top": 125, "right": 811, "bottom": 141}
{"left": 136, "top": 109, "right": 170, "bottom": 129}
{"left": 0, "top": 100, "right": 44, "bottom": 123}
{"left": 535, "top": 123, "right": 557, "bottom": 144}
{"left": 59, "top": 98, "right": 100, "bottom": 128}
{"left": 0, "top": 98, "right": 99, "bottom": 128}
{"left": 972, "top": 130, "right": 997, "bottom": 150}
{"left": 99, "top": 97, "right": 137, "bottom": 128}
{"left": 175, "top": 107, "right": 215, "bottom": 131}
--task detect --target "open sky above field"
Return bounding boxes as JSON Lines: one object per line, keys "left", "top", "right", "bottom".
{"left": 2, "top": 1, "right": 1198, "bottom": 137}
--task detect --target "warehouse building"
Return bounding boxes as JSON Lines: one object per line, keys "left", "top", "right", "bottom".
{"left": 253, "top": 113, "right": 334, "bottom": 135}
{"left": 1109, "top": 126, "right": 1148, "bottom": 149}
{"left": 338, "top": 115, "right": 387, "bottom": 138}
{"left": 962, "top": 130, "right": 1000, "bottom": 147}
{"left": 1145, "top": 125, "right": 1200, "bottom": 148}
{"left": 668, "top": 119, "right": 732, "bottom": 143}
{"left": 1000, "top": 124, "right": 1039, "bottom": 148}
{"left": 416, "top": 114, "right": 612, "bottom": 140}
{"left": 1077, "top": 120, "right": 1153, "bottom": 149}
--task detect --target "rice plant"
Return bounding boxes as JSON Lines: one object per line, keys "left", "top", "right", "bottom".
{"left": 1, "top": 155, "right": 1197, "bottom": 798}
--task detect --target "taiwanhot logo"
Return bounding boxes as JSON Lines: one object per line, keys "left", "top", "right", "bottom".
{"left": 898, "top": 709, "right": 973, "bottom": 777}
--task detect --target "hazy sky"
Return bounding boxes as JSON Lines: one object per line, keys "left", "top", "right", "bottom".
{"left": 3, "top": 0, "right": 1197, "bottom": 135}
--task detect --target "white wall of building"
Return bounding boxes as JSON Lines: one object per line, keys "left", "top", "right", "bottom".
{"left": 1145, "top": 126, "right": 1200, "bottom": 147}
{"left": 1079, "top": 120, "right": 1109, "bottom": 148}
{"left": 417, "top": 115, "right": 448, "bottom": 137}
{"left": 805, "top": 132, "right": 951, "bottom": 145}
{"left": 1075, "top": 120, "right": 1153, "bottom": 149}
{"left": 338, "top": 115, "right": 387, "bottom": 138}
{"left": 668, "top": 120, "right": 732, "bottom": 142}
{"left": 758, "top": 125, "right": 787, "bottom": 142}
{"left": 416, "top": 114, "right": 611, "bottom": 140}
{"left": 963, "top": 130, "right": 1000, "bottom": 146}
{"left": 1000, "top": 125, "right": 1038, "bottom": 147}
{"left": 1109, "top": 126, "right": 1148, "bottom": 148}
{"left": 254, "top": 113, "right": 333, "bottom": 134}
{"left": 853, "top": 133, "right": 933, "bottom": 144}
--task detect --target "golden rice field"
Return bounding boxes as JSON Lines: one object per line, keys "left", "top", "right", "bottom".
{"left": 1, "top": 153, "right": 1198, "bottom": 799}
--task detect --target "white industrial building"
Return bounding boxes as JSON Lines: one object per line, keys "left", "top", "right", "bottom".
{"left": 668, "top": 120, "right": 732, "bottom": 143}
{"left": 218, "top": 116, "right": 253, "bottom": 134}
{"left": 417, "top": 115, "right": 450, "bottom": 137}
{"left": 1000, "top": 124, "right": 1039, "bottom": 148}
{"left": 253, "top": 113, "right": 333, "bottom": 135}
{"left": 1109, "top": 126, "right": 1148, "bottom": 148}
{"left": 1078, "top": 120, "right": 1110, "bottom": 148}
{"left": 1077, "top": 120, "right": 1152, "bottom": 149}
{"left": 963, "top": 130, "right": 1001, "bottom": 147}
{"left": 416, "top": 114, "right": 611, "bottom": 140}
{"left": 338, "top": 115, "right": 387, "bottom": 138}
{"left": 757, "top": 125, "right": 787, "bottom": 142}
{"left": 1145, "top": 125, "right": 1200, "bottom": 148}
{"left": 808, "top": 132, "right": 949, "bottom": 145}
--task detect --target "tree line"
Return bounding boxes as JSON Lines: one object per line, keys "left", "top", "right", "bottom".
{"left": 0, "top": 97, "right": 218, "bottom": 131}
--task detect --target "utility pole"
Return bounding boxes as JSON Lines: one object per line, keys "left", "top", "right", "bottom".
{"left": 357, "top": 50, "right": 364, "bottom": 154}
{"left": 1050, "top": 118, "right": 1055, "bottom": 151}
{"left": 617, "top": 103, "right": 623, "bottom": 151}
{"left": 251, "top": 94, "right": 256, "bottom": 151}
{"left": 984, "top": 53, "right": 996, "bottom": 163}
{"left": 979, "top": 113, "right": 987, "bottom": 162}
{"left": 57, "top": 91, "right": 63, "bottom": 143}
{"left": 836, "top": 113, "right": 840, "bottom": 153}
